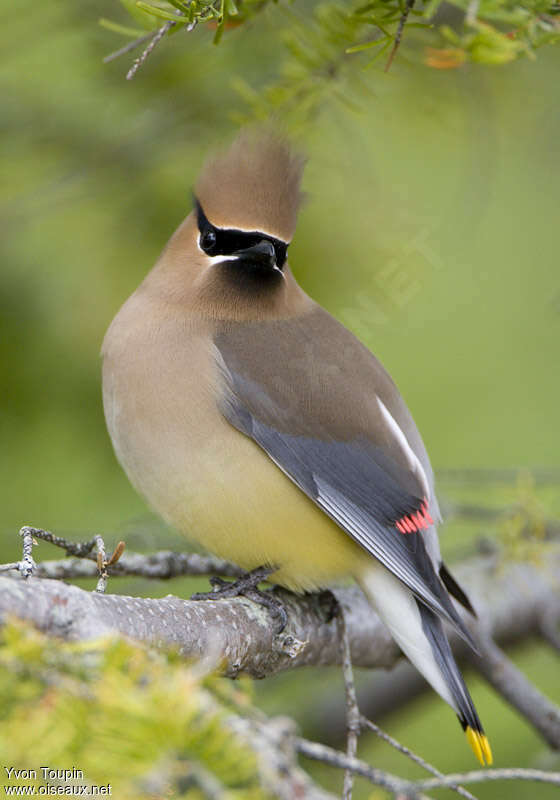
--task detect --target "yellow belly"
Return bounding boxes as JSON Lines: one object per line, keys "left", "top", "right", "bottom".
{"left": 108, "top": 371, "right": 369, "bottom": 592}
{"left": 103, "top": 309, "right": 370, "bottom": 593}
{"left": 171, "top": 428, "right": 370, "bottom": 592}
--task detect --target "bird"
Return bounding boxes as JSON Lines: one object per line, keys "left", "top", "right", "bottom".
{"left": 102, "top": 130, "right": 492, "bottom": 766}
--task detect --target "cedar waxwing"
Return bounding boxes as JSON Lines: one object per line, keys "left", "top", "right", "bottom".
{"left": 102, "top": 132, "right": 492, "bottom": 766}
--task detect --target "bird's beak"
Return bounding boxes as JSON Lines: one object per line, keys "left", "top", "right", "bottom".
{"left": 233, "top": 240, "right": 278, "bottom": 271}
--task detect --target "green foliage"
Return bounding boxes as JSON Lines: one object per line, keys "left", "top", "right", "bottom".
{"left": 104, "top": 0, "right": 560, "bottom": 121}
{"left": 0, "top": 619, "right": 269, "bottom": 799}
{"left": 232, "top": 4, "right": 376, "bottom": 126}
{"left": 497, "top": 472, "right": 553, "bottom": 564}
{"left": 116, "top": 0, "right": 275, "bottom": 44}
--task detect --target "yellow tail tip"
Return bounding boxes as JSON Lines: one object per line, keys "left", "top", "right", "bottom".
{"left": 466, "top": 727, "right": 493, "bottom": 766}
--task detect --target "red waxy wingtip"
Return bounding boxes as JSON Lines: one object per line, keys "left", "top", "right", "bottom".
{"left": 396, "top": 498, "right": 434, "bottom": 534}
{"left": 421, "top": 499, "right": 434, "bottom": 526}
{"left": 412, "top": 512, "right": 424, "bottom": 530}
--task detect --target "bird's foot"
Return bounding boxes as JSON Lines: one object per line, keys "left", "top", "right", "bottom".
{"left": 191, "top": 565, "right": 288, "bottom": 633}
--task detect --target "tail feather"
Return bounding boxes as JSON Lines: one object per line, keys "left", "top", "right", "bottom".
{"left": 439, "top": 562, "right": 477, "bottom": 618}
{"left": 417, "top": 601, "right": 492, "bottom": 765}
{"left": 359, "top": 564, "right": 492, "bottom": 765}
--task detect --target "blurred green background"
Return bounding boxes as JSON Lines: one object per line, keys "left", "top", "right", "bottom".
{"left": 1, "top": 0, "right": 559, "bottom": 796}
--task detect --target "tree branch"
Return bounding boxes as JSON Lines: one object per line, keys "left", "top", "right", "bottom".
{"left": 2, "top": 527, "right": 560, "bottom": 753}
{"left": 295, "top": 737, "right": 420, "bottom": 798}
{"left": 7, "top": 526, "right": 245, "bottom": 581}
{"left": 359, "top": 716, "right": 477, "bottom": 800}
{"left": 126, "top": 20, "right": 178, "bottom": 81}
{"left": 30, "top": 550, "right": 245, "bottom": 581}
{"left": 2, "top": 529, "right": 560, "bottom": 796}
{"left": 1, "top": 550, "right": 558, "bottom": 684}
{"left": 416, "top": 767, "right": 560, "bottom": 791}
{"left": 231, "top": 717, "right": 339, "bottom": 800}
{"left": 338, "top": 608, "right": 360, "bottom": 799}
{"left": 122, "top": 10, "right": 199, "bottom": 81}
{"left": 468, "top": 630, "right": 560, "bottom": 749}
{"left": 103, "top": 31, "right": 156, "bottom": 64}
{"left": 295, "top": 738, "right": 560, "bottom": 796}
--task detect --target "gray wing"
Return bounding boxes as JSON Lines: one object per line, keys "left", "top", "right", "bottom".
{"left": 213, "top": 309, "right": 474, "bottom": 647}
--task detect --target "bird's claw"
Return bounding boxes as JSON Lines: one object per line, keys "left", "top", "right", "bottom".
{"left": 191, "top": 565, "right": 288, "bottom": 633}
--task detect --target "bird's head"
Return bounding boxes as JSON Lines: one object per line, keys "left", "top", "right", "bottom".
{"left": 148, "top": 131, "right": 307, "bottom": 319}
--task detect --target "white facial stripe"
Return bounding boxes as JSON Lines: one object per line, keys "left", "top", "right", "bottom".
{"left": 207, "top": 254, "right": 239, "bottom": 266}
{"left": 376, "top": 397, "right": 430, "bottom": 500}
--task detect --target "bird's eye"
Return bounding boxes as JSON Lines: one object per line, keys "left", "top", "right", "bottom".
{"left": 200, "top": 229, "right": 217, "bottom": 252}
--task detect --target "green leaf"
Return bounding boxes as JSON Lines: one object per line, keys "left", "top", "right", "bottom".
{"left": 365, "top": 36, "right": 392, "bottom": 65}
{"left": 98, "top": 18, "right": 147, "bottom": 37}
{"left": 165, "top": 0, "right": 191, "bottom": 10}
{"left": 135, "top": 1, "right": 185, "bottom": 23}
{"left": 346, "top": 36, "right": 388, "bottom": 53}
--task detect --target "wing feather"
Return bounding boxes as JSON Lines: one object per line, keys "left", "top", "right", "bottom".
{"left": 219, "top": 364, "right": 474, "bottom": 647}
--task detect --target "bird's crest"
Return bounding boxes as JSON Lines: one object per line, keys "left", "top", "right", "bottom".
{"left": 195, "top": 130, "right": 306, "bottom": 244}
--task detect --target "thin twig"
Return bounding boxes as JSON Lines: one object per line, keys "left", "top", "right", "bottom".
{"left": 6, "top": 525, "right": 246, "bottom": 581}
{"left": 338, "top": 607, "right": 361, "bottom": 799}
{"left": 94, "top": 535, "right": 108, "bottom": 594}
{"left": 468, "top": 630, "right": 560, "bottom": 750}
{"left": 103, "top": 31, "right": 156, "bottom": 64}
{"left": 417, "top": 768, "right": 560, "bottom": 790}
{"left": 360, "top": 716, "right": 477, "bottom": 800}
{"left": 125, "top": 9, "right": 199, "bottom": 81}
{"left": 32, "top": 551, "right": 244, "bottom": 580}
{"left": 93, "top": 539, "right": 126, "bottom": 593}
{"left": 18, "top": 526, "right": 37, "bottom": 578}
{"left": 297, "top": 738, "right": 560, "bottom": 795}
{"left": 385, "top": 0, "right": 415, "bottom": 72}
{"left": 24, "top": 527, "right": 98, "bottom": 557}
{"left": 126, "top": 20, "right": 177, "bottom": 80}
{"left": 295, "top": 737, "right": 422, "bottom": 798}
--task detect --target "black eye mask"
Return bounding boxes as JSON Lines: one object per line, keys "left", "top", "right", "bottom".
{"left": 195, "top": 198, "right": 288, "bottom": 269}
